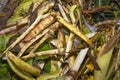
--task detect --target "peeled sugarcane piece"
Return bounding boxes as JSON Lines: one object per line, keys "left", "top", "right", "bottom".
{"left": 57, "top": 27, "right": 65, "bottom": 54}
{"left": 35, "top": 48, "right": 65, "bottom": 57}
{"left": 66, "top": 5, "right": 77, "bottom": 67}
{"left": 18, "top": 21, "right": 59, "bottom": 57}
{"left": 21, "top": 34, "right": 50, "bottom": 60}
{"left": 1, "top": 14, "right": 49, "bottom": 57}
{"left": 7, "top": 56, "right": 35, "bottom": 80}
{"left": 56, "top": 15, "right": 94, "bottom": 47}
{"left": 7, "top": 51, "right": 40, "bottom": 77}
{"left": 71, "top": 48, "right": 89, "bottom": 72}
{"left": 57, "top": 3, "right": 69, "bottom": 22}
{"left": 18, "top": 27, "right": 49, "bottom": 57}
{"left": 30, "top": 22, "right": 60, "bottom": 53}
{"left": 23, "top": 15, "right": 55, "bottom": 42}
{"left": 94, "top": 32, "right": 120, "bottom": 80}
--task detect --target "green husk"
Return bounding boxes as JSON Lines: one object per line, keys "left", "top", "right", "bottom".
{"left": 7, "top": 55, "right": 35, "bottom": 80}
{"left": 7, "top": 51, "right": 40, "bottom": 77}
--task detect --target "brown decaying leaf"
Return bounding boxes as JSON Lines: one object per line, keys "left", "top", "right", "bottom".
{"left": 101, "top": 32, "right": 120, "bottom": 56}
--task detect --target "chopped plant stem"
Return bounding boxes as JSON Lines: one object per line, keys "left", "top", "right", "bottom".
{"left": 1, "top": 0, "right": 120, "bottom": 79}
{"left": 57, "top": 27, "right": 65, "bottom": 54}
{"left": 23, "top": 15, "right": 55, "bottom": 42}
{"left": 21, "top": 33, "right": 50, "bottom": 60}
{"left": 66, "top": 5, "right": 77, "bottom": 56}
{"left": 71, "top": 48, "right": 89, "bottom": 72}
{"left": 30, "top": 22, "right": 60, "bottom": 53}
{"left": 35, "top": 48, "right": 65, "bottom": 56}
{"left": 1, "top": 13, "right": 50, "bottom": 57}
{"left": 58, "top": 3, "right": 69, "bottom": 22}
{"left": 82, "top": 15, "right": 97, "bottom": 32}
{"left": 18, "top": 21, "right": 60, "bottom": 57}
{"left": 0, "top": 26, "right": 17, "bottom": 35}
{"left": 56, "top": 15, "right": 94, "bottom": 47}
{"left": 17, "top": 27, "right": 49, "bottom": 57}
{"left": 22, "top": 48, "right": 65, "bottom": 60}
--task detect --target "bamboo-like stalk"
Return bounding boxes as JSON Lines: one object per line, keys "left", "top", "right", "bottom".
{"left": 23, "top": 15, "right": 55, "bottom": 42}
{"left": 17, "top": 27, "right": 49, "bottom": 57}
{"left": 66, "top": 5, "right": 77, "bottom": 54}
{"left": 1, "top": 13, "right": 50, "bottom": 58}
{"left": 20, "top": 22, "right": 60, "bottom": 58}
{"left": 21, "top": 34, "right": 50, "bottom": 60}
{"left": 22, "top": 48, "right": 65, "bottom": 60}
{"left": 56, "top": 15, "right": 94, "bottom": 47}
{"left": 57, "top": 27, "right": 65, "bottom": 54}
{"left": 35, "top": 48, "right": 65, "bottom": 57}
{"left": 58, "top": 3, "right": 69, "bottom": 22}
{"left": 66, "top": 5, "right": 77, "bottom": 68}
{"left": 71, "top": 48, "right": 89, "bottom": 72}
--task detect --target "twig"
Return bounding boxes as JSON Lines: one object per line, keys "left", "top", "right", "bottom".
{"left": 57, "top": 27, "right": 65, "bottom": 54}
{"left": 35, "top": 48, "right": 65, "bottom": 56}
{"left": 94, "top": 19, "right": 118, "bottom": 27}
{"left": 0, "top": 26, "right": 17, "bottom": 35}
{"left": 83, "top": 5, "right": 112, "bottom": 14}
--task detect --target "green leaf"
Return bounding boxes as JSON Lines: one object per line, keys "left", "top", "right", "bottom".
{"left": 0, "top": 34, "right": 8, "bottom": 52}
{"left": 0, "top": 63, "right": 11, "bottom": 80}
{"left": 44, "top": 60, "right": 51, "bottom": 73}
{"left": 36, "top": 42, "right": 51, "bottom": 52}
{"left": 44, "top": 60, "right": 59, "bottom": 73}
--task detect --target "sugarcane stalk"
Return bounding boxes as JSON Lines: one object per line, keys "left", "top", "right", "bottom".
{"left": 17, "top": 27, "right": 49, "bottom": 57}
{"left": 55, "top": 14, "right": 94, "bottom": 47}
{"left": 1, "top": 13, "right": 50, "bottom": 57}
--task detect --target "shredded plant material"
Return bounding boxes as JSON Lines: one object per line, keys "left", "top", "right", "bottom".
{"left": 0, "top": 0, "right": 120, "bottom": 80}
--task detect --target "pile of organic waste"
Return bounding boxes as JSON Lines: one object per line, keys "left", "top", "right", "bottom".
{"left": 0, "top": 0, "right": 120, "bottom": 80}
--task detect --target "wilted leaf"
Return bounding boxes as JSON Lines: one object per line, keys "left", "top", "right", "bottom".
{"left": 0, "top": 34, "right": 7, "bottom": 52}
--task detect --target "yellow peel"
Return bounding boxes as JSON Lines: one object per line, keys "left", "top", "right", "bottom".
{"left": 56, "top": 15, "right": 94, "bottom": 47}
